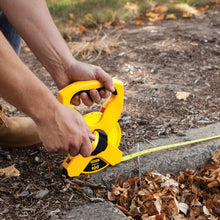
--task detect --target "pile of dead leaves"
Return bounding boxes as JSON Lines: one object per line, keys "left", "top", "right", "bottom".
{"left": 107, "top": 150, "right": 220, "bottom": 219}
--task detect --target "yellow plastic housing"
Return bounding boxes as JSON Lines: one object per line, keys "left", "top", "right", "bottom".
{"left": 58, "top": 79, "right": 124, "bottom": 177}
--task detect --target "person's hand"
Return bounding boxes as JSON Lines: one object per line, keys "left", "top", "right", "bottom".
{"left": 38, "top": 60, "right": 115, "bottom": 156}
{"left": 53, "top": 60, "right": 115, "bottom": 106}
{"left": 35, "top": 102, "right": 96, "bottom": 157}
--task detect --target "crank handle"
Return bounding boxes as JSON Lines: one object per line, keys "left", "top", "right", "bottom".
{"left": 57, "top": 79, "right": 117, "bottom": 109}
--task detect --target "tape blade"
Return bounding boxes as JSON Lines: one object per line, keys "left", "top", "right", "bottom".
{"left": 121, "top": 135, "right": 220, "bottom": 162}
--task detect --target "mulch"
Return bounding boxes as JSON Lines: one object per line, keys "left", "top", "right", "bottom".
{"left": 0, "top": 8, "right": 220, "bottom": 220}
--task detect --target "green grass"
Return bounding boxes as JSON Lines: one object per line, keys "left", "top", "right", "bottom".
{"left": 48, "top": 0, "right": 127, "bottom": 25}
{"left": 47, "top": 0, "right": 218, "bottom": 29}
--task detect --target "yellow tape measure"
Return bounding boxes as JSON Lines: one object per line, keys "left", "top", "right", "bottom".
{"left": 58, "top": 79, "right": 220, "bottom": 177}
{"left": 121, "top": 135, "right": 220, "bottom": 162}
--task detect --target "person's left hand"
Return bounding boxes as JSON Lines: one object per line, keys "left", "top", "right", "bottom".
{"left": 53, "top": 60, "right": 115, "bottom": 106}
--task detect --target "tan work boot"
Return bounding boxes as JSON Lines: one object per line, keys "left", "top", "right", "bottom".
{"left": 0, "top": 105, "right": 41, "bottom": 147}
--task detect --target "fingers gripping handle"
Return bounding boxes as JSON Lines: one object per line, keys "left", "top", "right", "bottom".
{"left": 57, "top": 80, "right": 104, "bottom": 109}
{"left": 57, "top": 78, "right": 124, "bottom": 132}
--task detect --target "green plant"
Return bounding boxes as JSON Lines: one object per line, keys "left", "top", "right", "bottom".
{"left": 46, "top": 0, "right": 218, "bottom": 29}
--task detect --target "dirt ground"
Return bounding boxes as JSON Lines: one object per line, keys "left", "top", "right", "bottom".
{"left": 0, "top": 8, "right": 219, "bottom": 219}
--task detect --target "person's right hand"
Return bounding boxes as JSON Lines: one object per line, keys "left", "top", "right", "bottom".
{"left": 35, "top": 103, "right": 96, "bottom": 157}
{"left": 52, "top": 60, "right": 115, "bottom": 107}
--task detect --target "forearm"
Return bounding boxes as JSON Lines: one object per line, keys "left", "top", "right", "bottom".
{"left": 0, "top": 0, "right": 73, "bottom": 80}
{"left": 0, "top": 31, "right": 58, "bottom": 122}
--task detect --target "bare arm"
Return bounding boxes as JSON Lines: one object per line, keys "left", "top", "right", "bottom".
{"left": 0, "top": 31, "right": 54, "bottom": 120}
{"left": 0, "top": 0, "right": 72, "bottom": 82}
{"left": 0, "top": 32, "right": 94, "bottom": 156}
{"left": 0, "top": 0, "right": 115, "bottom": 156}
{"left": 0, "top": 0, "right": 114, "bottom": 102}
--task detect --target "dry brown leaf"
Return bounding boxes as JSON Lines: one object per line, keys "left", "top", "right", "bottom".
{"left": 203, "top": 206, "right": 210, "bottom": 216}
{"left": 174, "top": 3, "right": 198, "bottom": 14}
{"left": 115, "top": 204, "right": 132, "bottom": 215}
{"left": 174, "top": 3, "right": 198, "bottom": 18}
{"left": 151, "top": 6, "right": 168, "bottom": 13}
{"left": 182, "top": 12, "right": 194, "bottom": 18}
{"left": 108, "top": 152, "right": 220, "bottom": 219}
{"left": 156, "top": 214, "right": 167, "bottom": 220}
{"left": 103, "top": 21, "right": 112, "bottom": 27}
{"left": 0, "top": 164, "right": 20, "bottom": 178}
{"left": 124, "top": 2, "right": 139, "bottom": 15}
{"left": 138, "top": 189, "right": 148, "bottom": 196}
{"left": 198, "top": 5, "right": 209, "bottom": 11}
{"left": 120, "top": 189, "right": 128, "bottom": 207}
{"left": 153, "top": 193, "right": 162, "bottom": 214}
{"left": 69, "top": 13, "right": 74, "bottom": 20}
{"left": 118, "top": 174, "right": 124, "bottom": 186}
{"left": 111, "top": 184, "right": 121, "bottom": 196}
{"left": 130, "top": 198, "right": 140, "bottom": 213}
{"left": 23, "top": 47, "right": 31, "bottom": 52}
{"left": 207, "top": 180, "right": 220, "bottom": 188}
{"left": 66, "top": 20, "right": 73, "bottom": 25}
{"left": 146, "top": 12, "right": 158, "bottom": 19}
{"left": 160, "top": 177, "right": 179, "bottom": 188}
{"left": 136, "top": 15, "right": 144, "bottom": 20}
{"left": 13, "top": 193, "right": 19, "bottom": 199}
{"left": 103, "top": 48, "right": 111, "bottom": 54}
{"left": 76, "top": 24, "right": 87, "bottom": 34}
{"left": 143, "top": 214, "right": 166, "bottom": 220}
{"left": 134, "top": 20, "right": 144, "bottom": 26}
{"left": 166, "top": 14, "right": 177, "bottom": 20}
{"left": 212, "top": 149, "right": 220, "bottom": 162}
{"left": 85, "top": 13, "right": 93, "bottom": 20}
{"left": 107, "top": 190, "right": 116, "bottom": 201}
{"left": 178, "top": 202, "right": 189, "bottom": 215}
{"left": 176, "top": 91, "right": 190, "bottom": 100}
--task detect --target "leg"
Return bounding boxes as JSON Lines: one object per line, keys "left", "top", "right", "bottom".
{"left": 0, "top": 10, "right": 21, "bottom": 55}
{"left": 0, "top": 11, "right": 40, "bottom": 147}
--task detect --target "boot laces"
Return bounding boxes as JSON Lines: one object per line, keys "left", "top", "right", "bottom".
{"left": 0, "top": 105, "right": 8, "bottom": 128}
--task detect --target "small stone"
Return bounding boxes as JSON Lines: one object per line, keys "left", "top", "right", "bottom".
{"left": 89, "top": 197, "right": 104, "bottom": 203}
{"left": 189, "top": 68, "right": 195, "bottom": 71}
{"left": 151, "top": 68, "right": 156, "bottom": 73}
{"left": 194, "top": 77, "right": 201, "bottom": 84}
{"left": 48, "top": 209, "right": 60, "bottom": 217}
{"left": 18, "top": 190, "right": 29, "bottom": 197}
{"left": 81, "top": 186, "right": 94, "bottom": 197}
{"left": 160, "top": 52, "right": 168, "bottom": 56}
{"left": 34, "top": 156, "right": 40, "bottom": 163}
{"left": 197, "top": 120, "right": 213, "bottom": 124}
{"left": 118, "top": 52, "right": 125, "bottom": 56}
{"left": 176, "top": 130, "right": 186, "bottom": 136}
{"left": 2, "top": 208, "right": 9, "bottom": 214}
{"left": 132, "top": 77, "right": 144, "bottom": 83}
{"left": 205, "top": 66, "right": 213, "bottom": 70}
{"left": 122, "top": 116, "right": 131, "bottom": 121}
{"left": 35, "top": 189, "right": 49, "bottom": 199}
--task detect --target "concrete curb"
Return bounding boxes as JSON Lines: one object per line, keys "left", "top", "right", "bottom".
{"left": 92, "top": 122, "right": 220, "bottom": 182}
{"left": 61, "top": 201, "right": 128, "bottom": 220}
